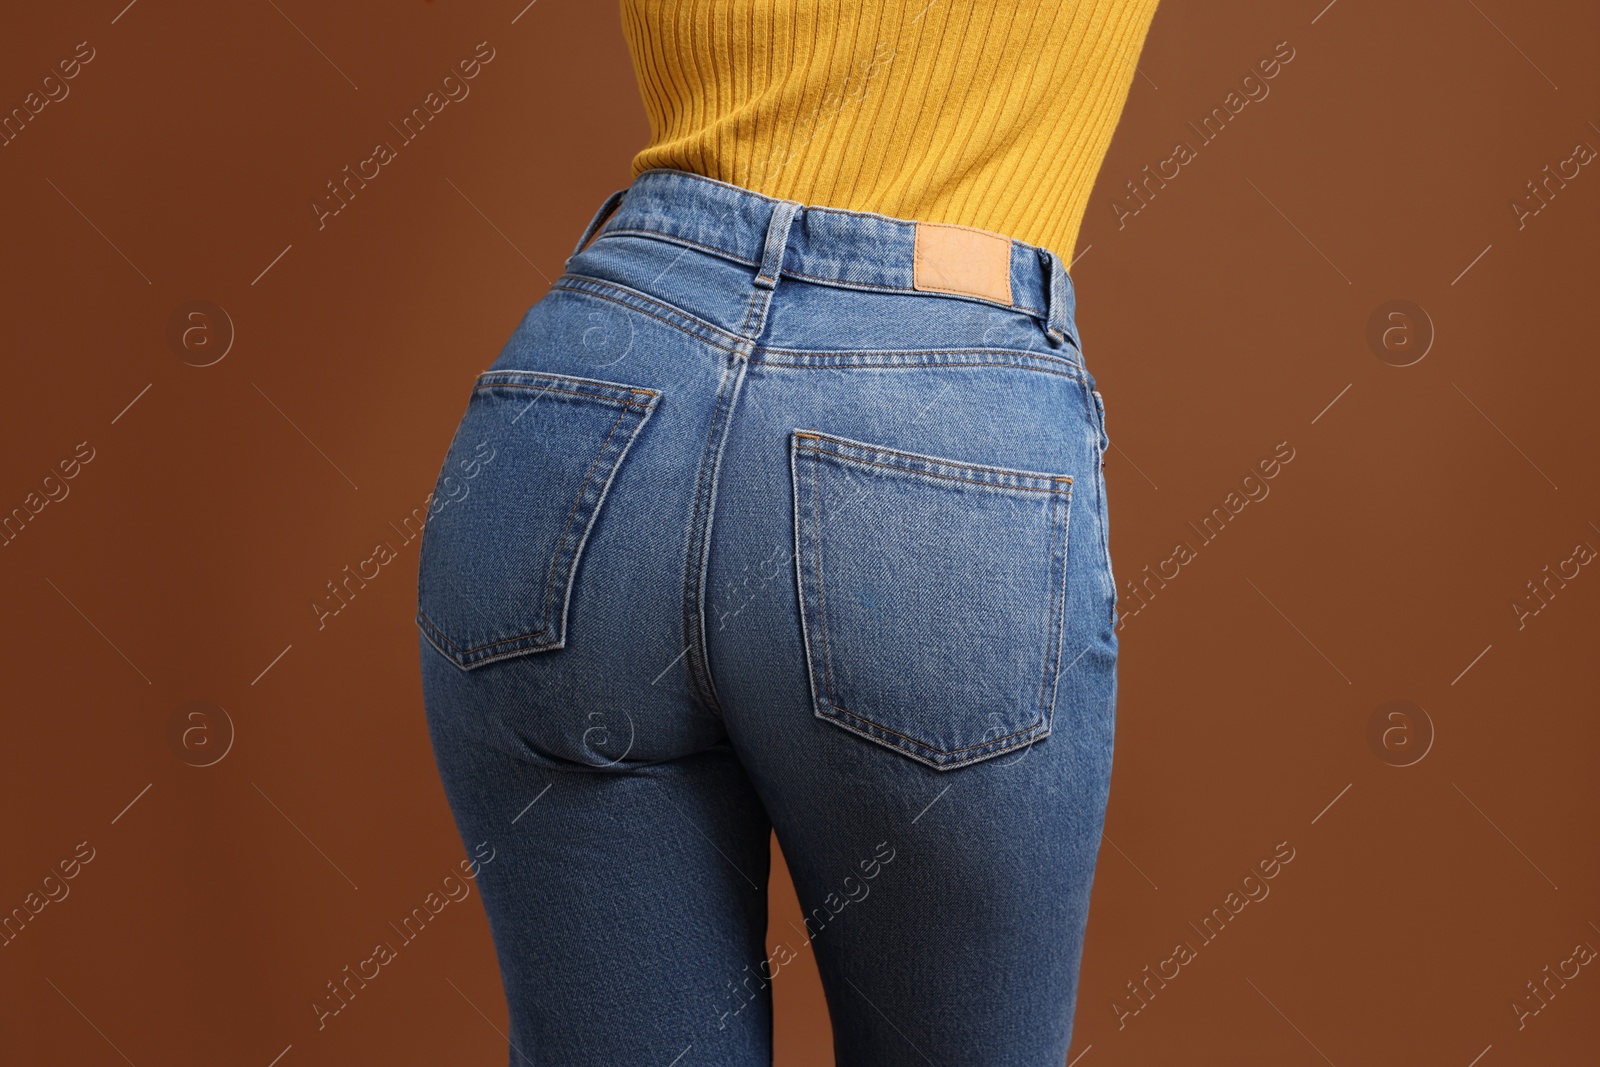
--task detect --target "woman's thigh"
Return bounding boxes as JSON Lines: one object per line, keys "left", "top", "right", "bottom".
{"left": 422, "top": 674, "right": 775, "bottom": 1065}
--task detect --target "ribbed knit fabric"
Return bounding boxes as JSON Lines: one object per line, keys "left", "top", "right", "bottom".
{"left": 619, "top": 0, "right": 1161, "bottom": 263}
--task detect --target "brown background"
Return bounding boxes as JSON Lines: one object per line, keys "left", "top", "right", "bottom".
{"left": 2, "top": 1, "right": 1596, "bottom": 1064}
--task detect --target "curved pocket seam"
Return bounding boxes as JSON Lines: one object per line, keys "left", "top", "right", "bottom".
{"left": 416, "top": 371, "right": 660, "bottom": 670}
{"left": 417, "top": 404, "right": 631, "bottom": 658}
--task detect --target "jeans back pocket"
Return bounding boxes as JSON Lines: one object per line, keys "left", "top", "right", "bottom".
{"left": 416, "top": 370, "right": 660, "bottom": 670}
{"left": 790, "top": 430, "right": 1074, "bottom": 770}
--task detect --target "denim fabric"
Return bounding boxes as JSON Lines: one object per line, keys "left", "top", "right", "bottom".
{"left": 417, "top": 168, "right": 1118, "bottom": 1066}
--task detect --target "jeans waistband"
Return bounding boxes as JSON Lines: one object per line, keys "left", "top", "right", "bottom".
{"left": 564, "top": 168, "right": 1080, "bottom": 351}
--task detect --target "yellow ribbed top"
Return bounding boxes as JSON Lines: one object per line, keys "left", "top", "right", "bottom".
{"left": 619, "top": 0, "right": 1161, "bottom": 263}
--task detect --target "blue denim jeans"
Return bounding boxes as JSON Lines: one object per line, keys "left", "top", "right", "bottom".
{"left": 417, "top": 168, "right": 1118, "bottom": 1066}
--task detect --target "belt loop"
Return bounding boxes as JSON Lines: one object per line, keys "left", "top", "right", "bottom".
{"left": 1038, "top": 247, "right": 1072, "bottom": 348}
{"left": 565, "top": 185, "right": 629, "bottom": 268}
{"left": 753, "top": 199, "right": 801, "bottom": 290}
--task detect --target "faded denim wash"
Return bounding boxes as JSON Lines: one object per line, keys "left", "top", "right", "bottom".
{"left": 418, "top": 168, "right": 1119, "bottom": 1066}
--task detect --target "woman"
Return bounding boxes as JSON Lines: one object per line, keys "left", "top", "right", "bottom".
{"left": 418, "top": 2, "right": 1160, "bottom": 1063}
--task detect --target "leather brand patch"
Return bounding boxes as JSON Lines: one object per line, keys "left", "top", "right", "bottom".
{"left": 912, "top": 221, "right": 1013, "bottom": 305}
